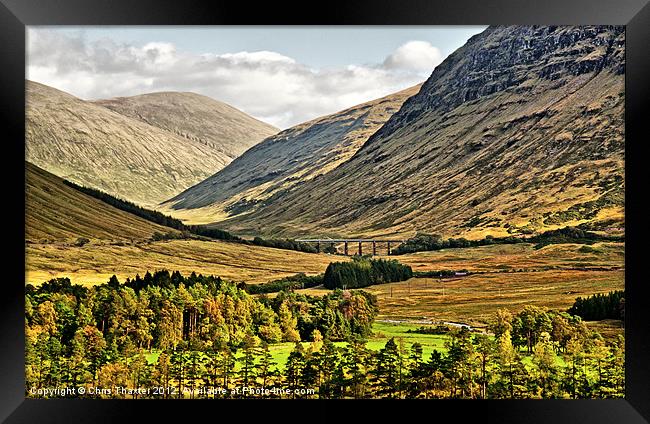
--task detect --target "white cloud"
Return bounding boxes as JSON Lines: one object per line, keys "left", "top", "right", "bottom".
{"left": 26, "top": 29, "right": 440, "bottom": 128}
{"left": 383, "top": 40, "right": 443, "bottom": 72}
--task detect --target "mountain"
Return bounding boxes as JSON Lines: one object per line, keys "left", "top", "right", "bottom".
{"left": 197, "top": 26, "right": 625, "bottom": 239}
{"left": 25, "top": 161, "right": 176, "bottom": 242}
{"left": 93, "top": 91, "right": 278, "bottom": 160}
{"left": 25, "top": 81, "right": 276, "bottom": 207}
{"left": 162, "top": 85, "right": 422, "bottom": 224}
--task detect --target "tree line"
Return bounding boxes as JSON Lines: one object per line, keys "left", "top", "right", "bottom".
{"left": 568, "top": 290, "right": 625, "bottom": 321}
{"left": 63, "top": 180, "right": 317, "bottom": 253}
{"left": 413, "top": 270, "right": 469, "bottom": 278}
{"left": 239, "top": 257, "right": 415, "bottom": 295}
{"left": 392, "top": 227, "right": 624, "bottom": 255}
{"left": 26, "top": 284, "right": 624, "bottom": 399}
{"left": 239, "top": 273, "right": 324, "bottom": 295}
{"left": 323, "top": 256, "right": 413, "bottom": 289}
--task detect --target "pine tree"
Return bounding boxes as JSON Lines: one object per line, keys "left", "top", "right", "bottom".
{"left": 130, "top": 352, "right": 150, "bottom": 399}
{"left": 370, "top": 338, "right": 401, "bottom": 398}
{"left": 301, "top": 351, "right": 321, "bottom": 398}
{"left": 405, "top": 342, "right": 425, "bottom": 398}
{"left": 154, "top": 352, "right": 172, "bottom": 399}
{"left": 284, "top": 342, "right": 306, "bottom": 399}
{"left": 170, "top": 349, "right": 188, "bottom": 398}
{"left": 444, "top": 328, "right": 476, "bottom": 398}
{"left": 218, "top": 348, "right": 236, "bottom": 397}
{"left": 255, "top": 342, "right": 278, "bottom": 395}
{"left": 238, "top": 333, "right": 259, "bottom": 395}
{"left": 67, "top": 329, "right": 89, "bottom": 390}
{"left": 318, "top": 340, "right": 339, "bottom": 397}
{"left": 473, "top": 334, "right": 495, "bottom": 399}
{"left": 343, "top": 338, "right": 370, "bottom": 398}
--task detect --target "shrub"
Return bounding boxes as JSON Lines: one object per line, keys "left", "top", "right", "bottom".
{"left": 150, "top": 231, "right": 188, "bottom": 241}
{"left": 405, "top": 325, "right": 452, "bottom": 335}
{"left": 74, "top": 237, "right": 90, "bottom": 247}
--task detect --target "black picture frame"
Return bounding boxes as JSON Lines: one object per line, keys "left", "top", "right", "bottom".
{"left": 2, "top": 0, "right": 649, "bottom": 421}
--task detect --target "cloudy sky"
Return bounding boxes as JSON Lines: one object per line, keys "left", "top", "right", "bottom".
{"left": 27, "top": 26, "right": 486, "bottom": 129}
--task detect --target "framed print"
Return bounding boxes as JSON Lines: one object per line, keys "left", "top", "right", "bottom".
{"left": 1, "top": 0, "right": 649, "bottom": 421}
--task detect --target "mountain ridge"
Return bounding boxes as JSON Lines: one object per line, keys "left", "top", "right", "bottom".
{"left": 94, "top": 91, "right": 278, "bottom": 160}
{"left": 26, "top": 81, "right": 276, "bottom": 207}
{"left": 197, "top": 25, "right": 625, "bottom": 239}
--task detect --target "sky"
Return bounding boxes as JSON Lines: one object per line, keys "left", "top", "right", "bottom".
{"left": 26, "top": 26, "right": 487, "bottom": 129}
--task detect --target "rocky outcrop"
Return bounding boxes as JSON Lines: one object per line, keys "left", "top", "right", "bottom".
{"left": 369, "top": 26, "right": 624, "bottom": 146}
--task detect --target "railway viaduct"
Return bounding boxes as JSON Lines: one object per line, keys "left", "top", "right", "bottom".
{"left": 294, "top": 238, "right": 407, "bottom": 256}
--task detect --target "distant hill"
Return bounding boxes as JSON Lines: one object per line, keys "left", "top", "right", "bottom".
{"left": 25, "top": 161, "right": 175, "bottom": 242}
{"left": 26, "top": 81, "right": 276, "bottom": 207}
{"left": 162, "top": 85, "right": 421, "bottom": 224}
{"left": 196, "top": 26, "right": 624, "bottom": 239}
{"left": 94, "top": 91, "right": 278, "bottom": 160}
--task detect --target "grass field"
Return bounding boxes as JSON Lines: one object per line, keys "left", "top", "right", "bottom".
{"left": 367, "top": 270, "right": 623, "bottom": 324}
{"left": 301, "top": 269, "right": 623, "bottom": 327}
{"left": 299, "top": 242, "right": 625, "bottom": 327}
{"left": 26, "top": 239, "right": 343, "bottom": 286}
{"left": 144, "top": 321, "right": 451, "bottom": 368}
{"left": 143, "top": 319, "right": 622, "bottom": 370}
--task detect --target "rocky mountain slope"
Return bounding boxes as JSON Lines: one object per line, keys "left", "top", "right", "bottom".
{"left": 26, "top": 81, "right": 275, "bottom": 207}
{"left": 94, "top": 91, "right": 278, "bottom": 160}
{"left": 163, "top": 85, "right": 421, "bottom": 224}
{"left": 201, "top": 26, "right": 625, "bottom": 239}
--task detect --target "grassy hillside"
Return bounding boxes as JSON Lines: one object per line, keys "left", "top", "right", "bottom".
{"left": 394, "top": 241, "right": 624, "bottom": 274}
{"left": 25, "top": 81, "right": 272, "bottom": 207}
{"left": 25, "top": 161, "right": 176, "bottom": 242}
{"left": 163, "top": 85, "right": 421, "bottom": 224}
{"left": 25, "top": 161, "right": 344, "bottom": 285}
{"left": 94, "top": 91, "right": 278, "bottom": 161}
{"left": 208, "top": 26, "right": 624, "bottom": 240}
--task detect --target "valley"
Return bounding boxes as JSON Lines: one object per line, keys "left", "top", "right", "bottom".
{"left": 24, "top": 25, "right": 627, "bottom": 399}
{"left": 162, "top": 85, "right": 421, "bottom": 224}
